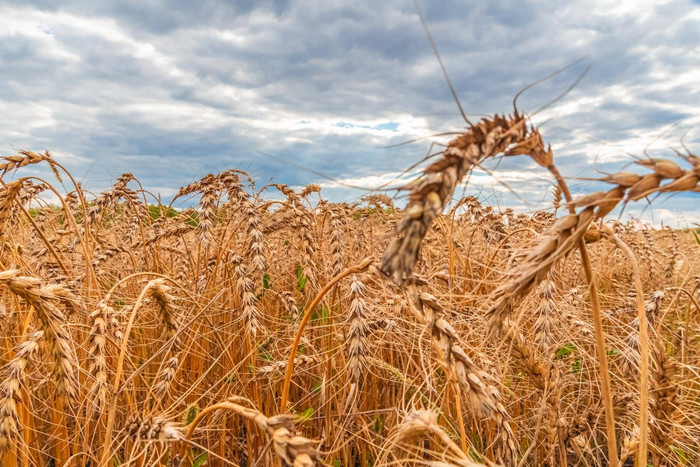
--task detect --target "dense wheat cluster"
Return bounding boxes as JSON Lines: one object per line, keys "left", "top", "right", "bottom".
{"left": 0, "top": 137, "right": 698, "bottom": 466}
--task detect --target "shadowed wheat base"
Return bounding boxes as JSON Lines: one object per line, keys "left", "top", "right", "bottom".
{"left": 0, "top": 138, "right": 698, "bottom": 467}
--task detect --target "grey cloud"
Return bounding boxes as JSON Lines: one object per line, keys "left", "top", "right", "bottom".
{"left": 0, "top": 0, "right": 698, "bottom": 223}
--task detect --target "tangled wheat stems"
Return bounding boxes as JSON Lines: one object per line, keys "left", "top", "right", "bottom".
{"left": 0, "top": 125, "right": 698, "bottom": 466}
{"left": 380, "top": 111, "right": 700, "bottom": 465}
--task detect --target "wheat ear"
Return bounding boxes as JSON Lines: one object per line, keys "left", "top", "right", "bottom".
{"left": 184, "top": 397, "right": 320, "bottom": 466}
{"left": 148, "top": 279, "right": 181, "bottom": 400}
{"left": 0, "top": 330, "right": 43, "bottom": 451}
{"left": 408, "top": 284, "right": 518, "bottom": 465}
{"left": 0, "top": 270, "right": 77, "bottom": 405}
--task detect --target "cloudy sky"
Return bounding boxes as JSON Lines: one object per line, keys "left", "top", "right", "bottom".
{"left": 1, "top": 0, "right": 699, "bottom": 225}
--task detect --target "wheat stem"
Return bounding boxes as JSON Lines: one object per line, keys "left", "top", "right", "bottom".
{"left": 280, "top": 257, "right": 374, "bottom": 411}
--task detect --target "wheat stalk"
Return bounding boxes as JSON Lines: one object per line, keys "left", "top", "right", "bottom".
{"left": 407, "top": 284, "right": 518, "bottom": 465}
{"left": 184, "top": 397, "right": 320, "bottom": 466}
{"left": 0, "top": 270, "right": 78, "bottom": 406}
{"left": 381, "top": 409, "right": 487, "bottom": 467}
{"left": 0, "top": 330, "right": 43, "bottom": 451}
{"left": 346, "top": 274, "right": 370, "bottom": 385}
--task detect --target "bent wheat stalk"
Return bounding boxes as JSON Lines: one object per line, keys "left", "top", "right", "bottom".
{"left": 280, "top": 256, "right": 374, "bottom": 410}
{"left": 601, "top": 224, "right": 649, "bottom": 464}
{"left": 381, "top": 112, "right": 544, "bottom": 284}
{"left": 183, "top": 397, "right": 320, "bottom": 466}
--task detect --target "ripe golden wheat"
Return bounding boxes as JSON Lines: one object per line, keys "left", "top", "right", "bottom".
{"left": 0, "top": 134, "right": 698, "bottom": 467}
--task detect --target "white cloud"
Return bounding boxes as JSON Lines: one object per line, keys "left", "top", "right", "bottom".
{"left": 0, "top": 0, "right": 696, "bottom": 226}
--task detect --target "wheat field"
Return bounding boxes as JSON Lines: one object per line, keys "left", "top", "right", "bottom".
{"left": 0, "top": 120, "right": 699, "bottom": 467}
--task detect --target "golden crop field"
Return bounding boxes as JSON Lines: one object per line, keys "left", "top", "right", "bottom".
{"left": 0, "top": 129, "right": 698, "bottom": 467}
